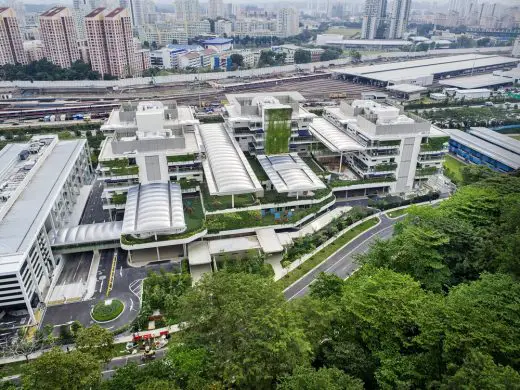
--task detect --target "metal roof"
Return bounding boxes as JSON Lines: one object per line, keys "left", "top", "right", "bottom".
{"left": 469, "top": 127, "right": 520, "bottom": 156}
{"left": 49, "top": 221, "right": 122, "bottom": 247}
{"left": 203, "top": 38, "right": 233, "bottom": 44}
{"left": 257, "top": 153, "right": 326, "bottom": 193}
{"left": 0, "top": 140, "right": 86, "bottom": 270}
{"left": 439, "top": 74, "right": 514, "bottom": 89}
{"left": 386, "top": 83, "right": 428, "bottom": 93}
{"left": 355, "top": 56, "right": 520, "bottom": 83}
{"left": 122, "top": 182, "right": 186, "bottom": 236}
{"left": 199, "top": 123, "right": 263, "bottom": 195}
{"left": 334, "top": 54, "right": 487, "bottom": 75}
{"left": 447, "top": 129, "right": 520, "bottom": 169}
{"left": 309, "top": 117, "right": 364, "bottom": 153}
{"left": 325, "top": 39, "right": 412, "bottom": 46}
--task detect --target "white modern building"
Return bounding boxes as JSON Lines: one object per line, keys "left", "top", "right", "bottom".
{"left": 0, "top": 136, "right": 92, "bottom": 326}
{"left": 361, "top": 0, "right": 387, "bottom": 39}
{"left": 277, "top": 8, "right": 299, "bottom": 38}
{"left": 387, "top": 0, "right": 411, "bottom": 39}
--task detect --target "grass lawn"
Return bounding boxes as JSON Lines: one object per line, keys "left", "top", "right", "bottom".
{"left": 387, "top": 208, "right": 409, "bottom": 218}
{"left": 508, "top": 134, "right": 520, "bottom": 141}
{"left": 92, "top": 299, "right": 124, "bottom": 322}
{"left": 443, "top": 154, "right": 467, "bottom": 184}
{"left": 0, "top": 359, "right": 27, "bottom": 377}
{"left": 277, "top": 217, "right": 379, "bottom": 290}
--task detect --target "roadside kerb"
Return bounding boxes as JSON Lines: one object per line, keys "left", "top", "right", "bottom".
{"left": 279, "top": 214, "right": 382, "bottom": 287}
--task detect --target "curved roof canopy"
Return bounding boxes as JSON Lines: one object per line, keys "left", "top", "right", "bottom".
{"left": 122, "top": 182, "right": 186, "bottom": 236}
{"left": 309, "top": 118, "right": 364, "bottom": 153}
{"left": 49, "top": 221, "right": 123, "bottom": 247}
{"left": 257, "top": 153, "right": 326, "bottom": 193}
{"left": 199, "top": 123, "right": 262, "bottom": 195}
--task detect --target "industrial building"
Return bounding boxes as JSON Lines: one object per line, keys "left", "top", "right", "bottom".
{"left": 438, "top": 73, "right": 515, "bottom": 89}
{"left": 333, "top": 54, "right": 520, "bottom": 87}
{"left": 0, "top": 136, "right": 92, "bottom": 326}
{"left": 446, "top": 129, "right": 520, "bottom": 173}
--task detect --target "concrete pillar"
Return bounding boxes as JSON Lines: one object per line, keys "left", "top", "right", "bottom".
{"left": 339, "top": 152, "right": 343, "bottom": 174}
{"left": 232, "top": 194, "right": 234, "bottom": 208}
{"left": 16, "top": 272, "right": 36, "bottom": 325}
{"left": 156, "top": 246, "right": 161, "bottom": 262}
{"left": 183, "top": 243, "right": 187, "bottom": 258}
{"left": 128, "top": 250, "right": 132, "bottom": 263}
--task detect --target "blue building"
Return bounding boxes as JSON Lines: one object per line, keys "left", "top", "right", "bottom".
{"left": 446, "top": 129, "right": 520, "bottom": 173}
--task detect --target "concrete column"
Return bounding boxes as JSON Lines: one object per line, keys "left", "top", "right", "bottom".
{"left": 35, "top": 238, "right": 50, "bottom": 280}
{"left": 16, "top": 272, "right": 36, "bottom": 326}
{"left": 339, "top": 152, "right": 343, "bottom": 174}
{"left": 128, "top": 250, "right": 132, "bottom": 263}
{"left": 232, "top": 194, "right": 235, "bottom": 208}
{"left": 183, "top": 243, "right": 187, "bottom": 258}
{"left": 156, "top": 246, "right": 161, "bottom": 262}
{"left": 26, "top": 254, "right": 43, "bottom": 302}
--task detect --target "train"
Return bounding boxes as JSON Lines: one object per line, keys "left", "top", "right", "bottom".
{"left": 0, "top": 103, "right": 119, "bottom": 121}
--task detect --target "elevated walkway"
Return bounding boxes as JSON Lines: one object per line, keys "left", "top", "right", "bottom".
{"left": 48, "top": 221, "right": 122, "bottom": 252}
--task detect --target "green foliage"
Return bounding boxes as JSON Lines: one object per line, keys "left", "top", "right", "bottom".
{"left": 264, "top": 108, "right": 292, "bottom": 154}
{"left": 178, "top": 272, "right": 311, "bottom": 388}
{"left": 91, "top": 299, "right": 124, "bottom": 322}
{"left": 166, "top": 154, "right": 196, "bottom": 162}
{"left": 135, "top": 269, "right": 192, "bottom": 330}
{"left": 229, "top": 53, "right": 244, "bottom": 69}
{"left": 310, "top": 272, "right": 344, "bottom": 299}
{"left": 320, "top": 49, "right": 341, "bottom": 62}
{"left": 294, "top": 49, "right": 312, "bottom": 64}
{"left": 111, "top": 193, "right": 127, "bottom": 205}
{"left": 420, "top": 136, "right": 449, "bottom": 152}
{"left": 58, "top": 131, "right": 74, "bottom": 140}
{"left": 0, "top": 59, "right": 101, "bottom": 81}
{"left": 219, "top": 250, "right": 274, "bottom": 278}
{"left": 329, "top": 175, "right": 396, "bottom": 187}
{"left": 278, "top": 366, "right": 364, "bottom": 390}
{"left": 75, "top": 324, "right": 114, "bottom": 362}
{"left": 23, "top": 348, "right": 100, "bottom": 390}
{"left": 460, "top": 164, "right": 497, "bottom": 185}
{"left": 416, "top": 166, "right": 439, "bottom": 176}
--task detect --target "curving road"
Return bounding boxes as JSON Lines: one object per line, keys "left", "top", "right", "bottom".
{"left": 284, "top": 213, "right": 401, "bottom": 301}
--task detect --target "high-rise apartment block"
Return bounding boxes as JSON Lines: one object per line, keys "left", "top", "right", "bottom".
{"left": 387, "top": 0, "right": 411, "bottom": 39}
{"left": 175, "top": 0, "right": 200, "bottom": 21}
{"left": 277, "top": 8, "right": 299, "bottom": 38}
{"left": 0, "top": 7, "right": 27, "bottom": 65}
{"left": 39, "top": 7, "right": 80, "bottom": 68}
{"left": 361, "top": 0, "right": 387, "bottom": 39}
{"left": 85, "top": 7, "right": 146, "bottom": 78}
{"left": 209, "top": 0, "right": 224, "bottom": 18}
{"left": 120, "top": 0, "right": 144, "bottom": 27}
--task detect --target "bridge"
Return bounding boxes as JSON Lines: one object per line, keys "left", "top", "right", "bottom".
{"left": 48, "top": 221, "right": 122, "bottom": 254}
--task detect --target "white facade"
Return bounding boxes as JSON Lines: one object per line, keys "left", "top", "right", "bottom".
{"left": 175, "top": 0, "right": 199, "bottom": 21}
{"left": 209, "top": 0, "right": 224, "bottom": 18}
{"left": 215, "top": 19, "right": 232, "bottom": 36}
{"left": 361, "top": 0, "right": 387, "bottom": 40}
{"left": 0, "top": 7, "right": 27, "bottom": 65}
{"left": 387, "top": 0, "right": 411, "bottom": 39}
{"left": 513, "top": 38, "right": 520, "bottom": 58}
{"left": 454, "top": 89, "right": 491, "bottom": 100}
{"left": 0, "top": 136, "right": 92, "bottom": 326}
{"left": 277, "top": 8, "right": 299, "bottom": 38}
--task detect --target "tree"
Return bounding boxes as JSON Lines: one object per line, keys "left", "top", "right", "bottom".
{"left": 143, "top": 41, "right": 150, "bottom": 49}
{"left": 349, "top": 50, "right": 361, "bottom": 62}
{"left": 178, "top": 272, "right": 311, "bottom": 388}
{"left": 23, "top": 348, "right": 100, "bottom": 390}
{"left": 75, "top": 324, "right": 114, "bottom": 362}
{"left": 278, "top": 366, "right": 364, "bottom": 390}
{"left": 320, "top": 49, "right": 340, "bottom": 61}
{"left": 172, "top": 39, "right": 179, "bottom": 44}
{"left": 310, "top": 272, "right": 344, "bottom": 299}
{"left": 229, "top": 53, "right": 244, "bottom": 69}
{"left": 294, "top": 49, "right": 311, "bottom": 64}
{"left": 440, "top": 350, "right": 520, "bottom": 389}
{"left": 460, "top": 164, "right": 497, "bottom": 185}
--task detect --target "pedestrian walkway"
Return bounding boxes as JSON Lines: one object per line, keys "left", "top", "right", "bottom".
{"left": 290, "top": 206, "right": 351, "bottom": 238}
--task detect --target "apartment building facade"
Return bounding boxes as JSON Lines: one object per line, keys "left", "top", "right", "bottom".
{"left": 0, "top": 7, "right": 27, "bottom": 65}
{"left": 39, "top": 7, "right": 81, "bottom": 68}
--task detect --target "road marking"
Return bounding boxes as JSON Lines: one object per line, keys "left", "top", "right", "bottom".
{"left": 286, "top": 224, "right": 394, "bottom": 301}
{"left": 99, "top": 280, "right": 104, "bottom": 293}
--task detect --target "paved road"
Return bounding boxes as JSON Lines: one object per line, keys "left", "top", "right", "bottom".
{"left": 80, "top": 179, "right": 107, "bottom": 224}
{"left": 284, "top": 214, "right": 400, "bottom": 301}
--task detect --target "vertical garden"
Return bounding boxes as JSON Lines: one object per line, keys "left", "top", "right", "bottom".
{"left": 264, "top": 107, "right": 292, "bottom": 155}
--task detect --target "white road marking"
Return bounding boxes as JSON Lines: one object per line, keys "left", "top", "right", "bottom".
{"left": 99, "top": 280, "right": 104, "bottom": 293}
{"left": 286, "top": 225, "right": 395, "bottom": 301}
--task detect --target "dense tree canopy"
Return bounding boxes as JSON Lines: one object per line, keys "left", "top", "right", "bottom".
{"left": 9, "top": 172, "right": 520, "bottom": 390}
{"left": 0, "top": 59, "right": 111, "bottom": 81}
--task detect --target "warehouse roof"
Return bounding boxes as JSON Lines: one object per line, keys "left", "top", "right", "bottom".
{"left": 446, "top": 129, "right": 520, "bottom": 169}
{"left": 257, "top": 153, "right": 326, "bottom": 193}
{"left": 469, "top": 127, "right": 520, "bottom": 156}
{"left": 199, "top": 123, "right": 262, "bottom": 195}
{"left": 386, "top": 84, "right": 428, "bottom": 93}
{"left": 439, "top": 73, "right": 514, "bottom": 89}
{"left": 122, "top": 182, "right": 186, "bottom": 236}
{"left": 325, "top": 39, "right": 412, "bottom": 47}
{"left": 309, "top": 117, "right": 364, "bottom": 152}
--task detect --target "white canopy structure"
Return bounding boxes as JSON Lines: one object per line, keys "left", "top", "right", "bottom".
{"left": 199, "top": 123, "right": 262, "bottom": 196}
{"left": 122, "top": 182, "right": 186, "bottom": 236}
{"left": 309, "top": 118, "right": 363, "bottom": 153}
{"left": 49, "top": 221, "right": 123, "bottom": 247}
{"left": 257, "top": 153, "right": 326, "bottom": 193}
